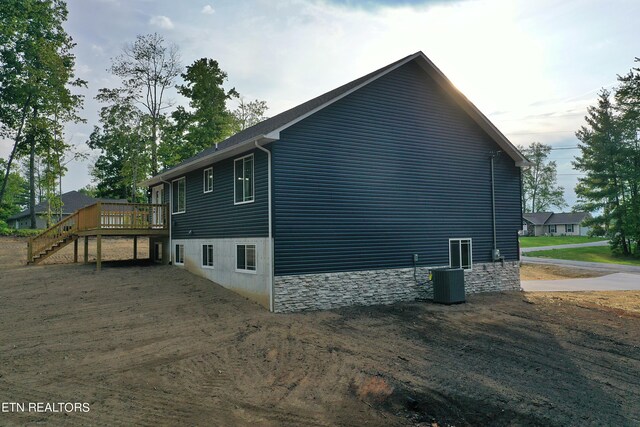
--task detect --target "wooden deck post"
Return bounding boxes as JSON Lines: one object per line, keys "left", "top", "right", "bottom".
{"left": 133, "top": 235, "right": 138, "bottom": 260}
{"left": 84, "top": 236, "right": 89, "bottom": 264}
{"left": 96, "top": 234, "right": 102, "bottom": 271}
{"left": 73, "top": 239, "right": 78, "bottom": 263}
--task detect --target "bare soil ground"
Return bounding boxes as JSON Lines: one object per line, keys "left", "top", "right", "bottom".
{"left": 0, "top": 237, "right": 639, "bottom": 426}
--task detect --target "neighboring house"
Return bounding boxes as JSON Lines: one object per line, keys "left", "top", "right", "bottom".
{"left": 522, "top": 212, "right": 592, "bottom": 236}
{"left": 143, "top": 51, "right": 530, "bottom": 313}
{"left": 7, "top": 191, "right": 127, "bottom": 229}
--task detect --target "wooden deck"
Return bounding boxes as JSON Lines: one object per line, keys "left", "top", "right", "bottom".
{"left": 27, "top": 202, "right": 169, "bottom": 269}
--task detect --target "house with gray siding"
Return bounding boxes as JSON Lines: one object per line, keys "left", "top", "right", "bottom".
{"left": 523, "top": 212, "right": 592, "bottom": 236}
{"left": 142, "top": 52, "right": 531, "bottom": 312}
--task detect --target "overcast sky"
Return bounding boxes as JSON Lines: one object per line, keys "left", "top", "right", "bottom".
{"left": 3, "top": 0, "right": 639, "bottom": 207}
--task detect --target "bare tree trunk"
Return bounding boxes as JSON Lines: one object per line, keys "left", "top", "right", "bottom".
{"left": 27, "top": 106, "right": 38, "bottom": 229}
{"left": 0, "top": 97, "right": 31, "bottom": 205}
{"left": 29, "top": 132, "right": 36, "bottom": 229}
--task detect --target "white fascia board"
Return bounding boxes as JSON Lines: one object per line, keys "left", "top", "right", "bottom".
{"left": 140, "top": 135, "right": 277, "bottom": 187}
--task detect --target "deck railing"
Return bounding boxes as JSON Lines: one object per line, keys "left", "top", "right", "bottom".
{"left": 28, "top": 202, "right": 169, "bottom": 262}
{"left": 28, "top": 211, "right": 80, "bottom": 260}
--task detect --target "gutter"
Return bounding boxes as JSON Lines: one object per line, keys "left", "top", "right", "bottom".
{"left": 253, "top": 141, "right": 274, "bottom": 312}
{"left": 159, "top": 178, "right": 172, "bottom": 265}
{"left": 141, "top": 135, "right": 272, "bottom": 188}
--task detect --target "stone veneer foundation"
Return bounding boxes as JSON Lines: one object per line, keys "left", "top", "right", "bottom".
{"left": 273, "top": 261, "right": 521, "bottom": 313}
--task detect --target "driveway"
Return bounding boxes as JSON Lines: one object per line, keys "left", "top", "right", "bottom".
{"left": 522, "top": 272, "right": 640, "bottom": 292}
{"left": 520, "top": 240, "right": 608, "bottom": 253}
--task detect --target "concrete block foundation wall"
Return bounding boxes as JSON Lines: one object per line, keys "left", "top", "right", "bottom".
{"left": 273, "top": 261, "right": 521, "bottom": 313}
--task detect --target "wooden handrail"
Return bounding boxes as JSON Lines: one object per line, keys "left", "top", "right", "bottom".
{"left": 29, "top": 211, "right": 80, "bottom": 259}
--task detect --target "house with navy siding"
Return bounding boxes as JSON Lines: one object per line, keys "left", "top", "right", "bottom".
{"left": 142, "top": 52, "right": 531, "bottom": 312}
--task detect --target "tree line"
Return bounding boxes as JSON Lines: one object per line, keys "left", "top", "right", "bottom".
{"left": 0, "top": 1, "right": 267, "bottom": 229}
{"left": 573, "top": 58, "right": 640, "bottom": 256}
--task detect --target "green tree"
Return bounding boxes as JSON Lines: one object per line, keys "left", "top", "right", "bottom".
{"left": 0, "top": 0, "right": 85, "bottom": 228}
{"left": 615, "top": 58, "right": 640, "bottom": 252}
{"left": 109, "top": 33, "right": 181, "bottom": 176}
{"left": 519, "top": 142, "right": 566, "bottom": 213}
{"left": 158, "top": 58, "right": 238, "bottom": 168}
{"left": 0, "top": 158, "right": 29, "bottom": 222}
{"left": 230, "top": 97, "right": 268, "bottom": 133}
{"left": 573, "top": 90, "right": 631, "bottom": 254}
{"left": 87, "top": 89, "right": 151, "bottom": 202}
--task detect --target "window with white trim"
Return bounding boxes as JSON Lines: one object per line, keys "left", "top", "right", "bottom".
{"left": 449, "top": 238, "right": 472, "bottom": 270}
{"left": 236, "top": 244, "right": 256, "bottom": 272}
{"left": 548, "top": 225, "right": 557, "bottom": 233}
{"left": 172, "top": 177, "right": 186, "bottom": 214}
{"left": 175, "top": 244, "right": 185, "bottom": 265}
{"left": 203, "top": 167, "right": 213, "bottom": 193}
{"left": 202, "top": 244, "right": 214, "bottom": 268}
{"left": 234, "top": 154, "right": 254, "bottom": 204}
{"left": 566, "top": 224, "right": 574, "bottom": 233}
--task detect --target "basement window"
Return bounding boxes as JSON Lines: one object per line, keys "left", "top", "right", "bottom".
{"left": 202, "top": 244, "right": 214, "bottom": 268}
{"left": 449, "top": 238, "right": 472, "bottom": 270}
{"left": 175, "top": 244, "right": 184, "bottom": 265}
{"left": 236, "top": 244, "right": 256, "bottom": 273}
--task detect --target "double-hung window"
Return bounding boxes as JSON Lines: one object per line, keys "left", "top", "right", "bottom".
{"left": 202, "top": 244, "right": 214, "bottom": 268}
{"left": 172, "top": 177, "right": 186, "bottom": 214}
{"left": 203, "top": 167, "right": 213, "bottom": 193}
{"left": 566, "top": 224, "right": 574, "bottom": 233}
{"left": 449, "top": 238, "right": 472, "bottom": 270}
{"left": 548, "top": 225, "right": 556, "bottom": 233}
{"left": 234, "top": 154, "right": 254, "bottom": 204}
{"left": 236, "top": 244, "right": 256, "bottom": 273}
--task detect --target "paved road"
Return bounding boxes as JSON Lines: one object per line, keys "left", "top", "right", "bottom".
{"left": 522, "top": 273, "right": 640, "bottom": 292}
{"left": 521, "top": 240, "right": 608, "bottom": 253}
{"left": 521, "top": 256, "right": 640, "bottom": 274}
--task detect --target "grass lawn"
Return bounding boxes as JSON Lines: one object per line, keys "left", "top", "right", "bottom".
{"left": 526, "top": 245, "right": 640, "bottom": 266}
{"left": 519, "top": 236, "right": 607, "bottom": 248}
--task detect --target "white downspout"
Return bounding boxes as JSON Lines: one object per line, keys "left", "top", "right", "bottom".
{"left": 160, "top": 178, "right": 172, "bottom": 265}
{"left": 254, "top": 141, "right": 274, "bottom": 312}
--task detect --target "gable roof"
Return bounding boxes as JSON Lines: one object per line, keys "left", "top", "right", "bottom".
{"left": 523, "top": 212, "right": 553, "bottom": 225}
{"left": 7, "top": 191, "right": 127, "bottom": 221}
{"left": 545, "top": 212, "right": 590, "bottom": 225}
{"left": 523, "top": 212, "right": 590, "bottom": 226}
{"left": 142, "top": 51, "right": 531, "bottom": 187}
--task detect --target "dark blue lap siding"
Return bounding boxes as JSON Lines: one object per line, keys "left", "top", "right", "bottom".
{"left": 272, "top": 61, "right": 522, "bottom": 276}
{"left": 171, "top": 149, "right": 269, "bottom": 239}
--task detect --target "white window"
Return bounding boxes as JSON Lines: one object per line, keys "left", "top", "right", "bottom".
{"left": 236, "top": 244, "right": 256, "bottom": 273}
{"left": 175, "top": 244, "right": 185, "bottom": 265}
{"left": 202, "top": 244, "right": 214, "bottom": 268}
{"left": 172, "top": 177, "right": 186, "bottom": 214}
{"left": 566, "top": 224, "right": 574, "bottom": 233}
{"left": 234, "top": 154, "right": 254, "bottom": 204}
{"left": 449, "top": 238, "right": 472, "bottom": 270}
{"left": 203, "top": 167, "right": 213, "bottom": 193}
{"left": 548, "top": 225, "right": 557, "bottom": 233}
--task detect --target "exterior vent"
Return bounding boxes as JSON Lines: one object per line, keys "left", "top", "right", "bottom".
{"left": 432, "top": 268, "right": 466, "bottom": 304}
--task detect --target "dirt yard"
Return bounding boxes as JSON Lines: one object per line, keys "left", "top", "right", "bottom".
{"left": 0, "top": 237, "right": 639, "bottom": 426}
{"left": 520, "top": 263, "right": 606, "bottom": 281}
